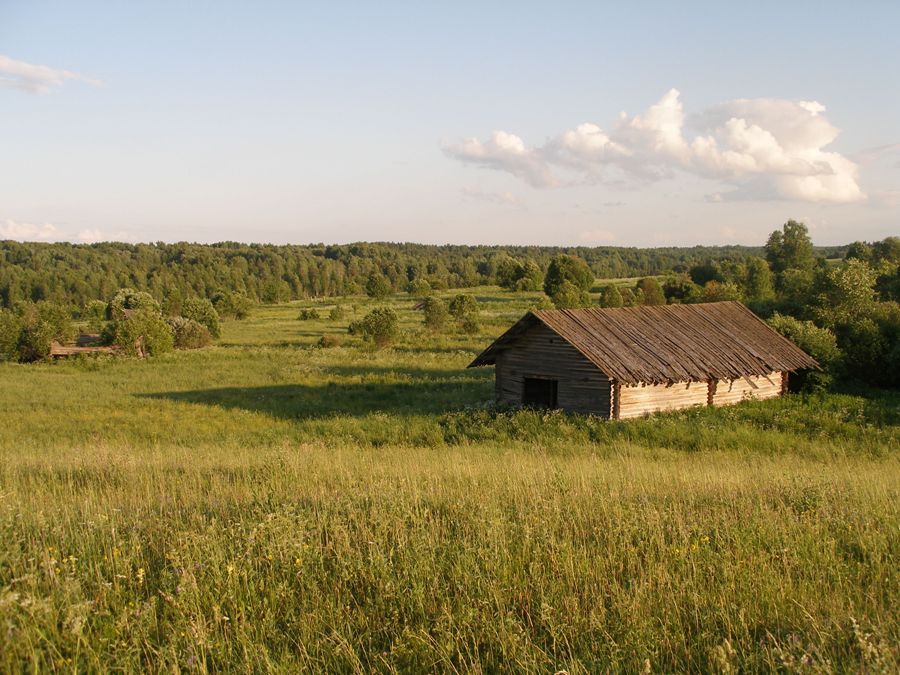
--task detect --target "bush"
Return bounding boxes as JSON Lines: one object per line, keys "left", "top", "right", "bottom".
{"left": 768, "top": 313, "right": 841, "bottom": 392}
{"left": 298, "top": 308, "right": 321, "bottom": 321}
{"left": 544, "top": 255, "right": 593, "bottom": 297}
{"left": 550, "top": 280, "right": 590, "bottom": 309}
{"left": 83, "top": 300, "right": 109, "bottom": 332}
{"left": 105, "top": 309, "right": 174, "bottom": 357}
{"left": 110, "top": 288, "right": 160, "bottom": 320}
{"left": 635, "top": 278, "right": 666, "bottom": 306}
{"left": 448, "top": 294, "right": 478, "bottom": 319}
{"left": 182, "top": 297, "right": 221, "bottom": 338}
{"left": 0, "top": 309, "right": 22, "bottom": 361}
{"left": 599, "top": 285, "right": 624, "bottom": 308}
{"left": 422, "top": 297, "right": 449, "bottom": 333}
{"left": 406, "top": 279, "right": 432, "bottom": 297}
{"left": 365, "top": 273, "right": 392, "bottom": 299}
{"left": 350, "top": 307, "right": 399, "bottom": 348}
{"left": 317, "top": 335, "right": 343, "bottom": 348}
{"left": 213, "top": 292, "right": 253, "bottom": 320}
{"left": 167, "top": 317, "right": 212, "bottom": 350}
{"left": 328, "top": 306, "right": 345, "bottom": 321}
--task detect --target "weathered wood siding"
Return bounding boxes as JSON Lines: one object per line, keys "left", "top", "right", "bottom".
{"left": 711, "top": 371, "right": 783, "bottom": 407}
{"left": 494, "top": 324, "right": 612, "bottom": 416}
{"left": 617, "top": 380, "right": 708, "bottom": 419}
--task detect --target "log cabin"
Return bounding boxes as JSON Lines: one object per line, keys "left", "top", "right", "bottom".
{"left": 468, "top": 301, "right": 818, "bottom": 419}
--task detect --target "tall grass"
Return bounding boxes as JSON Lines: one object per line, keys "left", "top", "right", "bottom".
{"left": 0, "top": 290, "right": 897, "bottom": 671}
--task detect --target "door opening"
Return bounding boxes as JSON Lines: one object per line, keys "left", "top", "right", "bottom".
{"left": 522, "top": 377, "right": 558, "bottom": 408}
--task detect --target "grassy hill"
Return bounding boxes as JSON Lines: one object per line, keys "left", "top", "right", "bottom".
{"left": 1, "top": 289, "right": 897, "bottom": 671}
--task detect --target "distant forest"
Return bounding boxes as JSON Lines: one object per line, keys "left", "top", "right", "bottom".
{"left": 0, "top": 240, "right": 848, "bottom": 309}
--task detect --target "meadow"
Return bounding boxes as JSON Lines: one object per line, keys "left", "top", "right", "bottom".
{"left": 0, "top": 289, "right": 897, "bottom": 672}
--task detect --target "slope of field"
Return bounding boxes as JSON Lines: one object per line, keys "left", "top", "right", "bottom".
{"left": 1, "top": 290, "right": 897, "bottom": 672}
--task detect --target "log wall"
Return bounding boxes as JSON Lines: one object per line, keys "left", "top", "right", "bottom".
{"left": 711, "top": 371, "right": 783, "bottom": 407}
{"left": 616, "top": 380, "right": 709, "bottom": 419}
{"left": 495, "top": 324, "right": 612, "bottom": 416}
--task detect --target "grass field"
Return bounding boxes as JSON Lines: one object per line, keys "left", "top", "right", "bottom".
{"left": 1, "top": 289, "right": 898, "bottom": 672}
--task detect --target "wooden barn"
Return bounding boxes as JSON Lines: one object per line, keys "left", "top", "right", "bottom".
{"left": 468, "top": 301, "right": 818, "bottom": 419}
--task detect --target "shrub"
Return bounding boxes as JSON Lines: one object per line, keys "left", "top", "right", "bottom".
{"left": 328, "top": 306, "right": 345, "bottom": 321}
{"left": 422, "top": 297, "right": 449, "bottom": 332}
{"left": 351, "top": 307, "right": 399, "bottom": 348}
{"left": 0, "top": 309, "right": 22, "bottom": 361}
{"left": 182, "top": 297, "right": 221, "bottom": 338}
{"left": 599, "top": 285, "right": 624, "bottom": 308}
{"left": 365, "top": 273, "right": 391, "bottom": 299}
{"left": 298, "top": 308, "right": 321, "bottom": 321}
{"left": 110, "top": 288, "right": 160, "bottom": 320}
{"left": 768, "top": 313, "right": 841, "bottom": 392}
{"left": 213, "top": 292, "right": 254, "bottom": 320}
{"left": 83, "top": 300, "right": 109, "bottom": 332}
{"left": 317, "top": 335, "right": 343, "bottom": 348}
{"left": 635, "top": 278, "right": 666, "bottom": 306}
{"left": 167, "top": 317, "right": 212, "bottom": 350}
{"left": 544, "top": 255, "right": 593, "bottom": 297}
{"left": 448, "top": 294, "right": 478, "bottom": 319}
{"left": 106, "top": 309, "right": 174, "bottom": 357}
{"left": 406, "top": 279, "right": 432, "bottom": 297}
{"left": 550, "top": 280, "right": 590, "bottom": 309}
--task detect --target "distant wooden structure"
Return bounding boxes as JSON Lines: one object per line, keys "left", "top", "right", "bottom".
{"left": 49, "top": 333, "right": 119, "bottom": 359}
{"left": 469, "top": 302, "right": 818, "bottom": 419}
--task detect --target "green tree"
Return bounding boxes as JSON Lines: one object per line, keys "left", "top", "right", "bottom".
{"left": 742, "top": 257, "right": 775, "bottom": 302}
{"left": 765, "top": 219, "right": 815, "bottom": 274}
{"left": 351, "top": 307, "right": 399, "bottom": 348}
{"left": 768, "top": 313, "right": 841, "bottom": 392}
{"left": 515, "top": 260, "right": 544, "bottom": 292}
{"left": 167, "top": 317, "right": 212, "bottom": 349}
{"left": 104, "top": 309, "right": 174, "bottom": 357}
{"left": 635, "top": 278, "right": 665, "bottom": 306}
{"left": 599, "top": 284, "right": 624, "bottom": 308}
{"left": 702, "top": 281, "right": 743, "bottom": 302}
{"left": 543, "top": 255, "right": 593, "bottom": 297}
{"left": 551, "top": 280, "right": 590, "bottom": 309}
{"left": 813, "top": 259, "right": 878, "bottom": 327}
{"left": 845, "top": 241, "right": 873, "bottom": 262}
{"left": 448, "top": 294, "right": 481, "bottom": 333}
{"left": 0, "top": 309, "right": 23, "bottom": 361}
{"left": 365, "top": 273, "right": 391, "bottom": 299}
{"left": 109, "top": 288, "right": 160, "bottom": 321}
{"left": 83, "top": 300, "right": 109, "bottom": 332}
{"left": 422, "top": 297, "right": 449, "bottom": 333}
{"left": 662, "top": 275, "right": 702, "bottom": 304}
{"left": 495, "top": 256, "right": 524, "bottom": 290}
{"left": 182, "top": 297, "right": 221, "bottom": 338}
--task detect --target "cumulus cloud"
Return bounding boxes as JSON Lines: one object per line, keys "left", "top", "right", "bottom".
{"left": 0, "top": 54, "right": 101, "bottom": 94}
{"left": 445, "top": 89, "right": 865, "bottom": 203}
{"left": 0, "top": 219, "right": 60, "bottom": 240}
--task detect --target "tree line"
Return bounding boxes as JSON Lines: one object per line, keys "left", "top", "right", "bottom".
{"left": 0, "top": 239, "right": 846, "bottom": 310}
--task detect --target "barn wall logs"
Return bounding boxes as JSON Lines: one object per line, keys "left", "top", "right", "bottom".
{"left": 711, "top": 371, "right": 783, "bottom": 407}
{"left": 494, "top": 324, "right": 611, "bottom": 416}
{"left": 617, "top": 380, "right": 709, "bottom": 419}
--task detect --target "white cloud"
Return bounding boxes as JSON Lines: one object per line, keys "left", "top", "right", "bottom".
{"left": 0, "top": 54, "right": 101, "bottom": 94}
{"left": 446, "top": 89, "right": 865, "bottom": 203}
{"left": 444, "top": 130, "right": 557, "bottom": 187}
{"left": 0, "top": 219, "right": 59, "bottom": 240}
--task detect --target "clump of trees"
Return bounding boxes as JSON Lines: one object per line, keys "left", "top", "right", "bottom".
{"left": 182, "top": 297, "right": 221, "bottom": 338}
{"left": 422, "top": 297, "right": 450, "bottom": 333}
{"left": 448, "top": 294, "right": 481, "bottom": 334}
{"left": 349, "top": 307, "right": 399, "bottom": 348}
{"left": 544, "top": 255, "right": 593, "bottom": 308}
{"left": 365, "top": 273, "right": 392, "bottom": 299}
{"left": 0, "top": 301, "right": 74, "bottom": 362}
{"left": 496, "top": 255, "right": 543, "bottom": 292}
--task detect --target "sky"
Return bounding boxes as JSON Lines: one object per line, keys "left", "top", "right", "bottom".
{"left": 1, "top": 1, "right": 898, "bottom": 247}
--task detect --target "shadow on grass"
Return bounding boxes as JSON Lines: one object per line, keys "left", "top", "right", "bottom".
{"left": 142, "top": 368, "right": 493, "bottom": 420}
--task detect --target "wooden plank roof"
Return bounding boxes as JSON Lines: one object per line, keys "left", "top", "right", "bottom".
{"left": 468, "top": 301, "right": 818, "bottom": 385}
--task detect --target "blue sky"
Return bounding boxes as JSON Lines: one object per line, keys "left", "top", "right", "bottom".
{"left": 1, "top": 1, "right": 898, "bottom": 246}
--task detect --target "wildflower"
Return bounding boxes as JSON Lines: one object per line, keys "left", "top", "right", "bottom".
{"left": 137, "top": 567, "right": 145, "bottom": 584}
{"left": 294, "top": 558, "right": 301, "bottom": 566}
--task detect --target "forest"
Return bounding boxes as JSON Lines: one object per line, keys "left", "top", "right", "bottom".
{"left": 0, "top": 238, "right": 847, "bottom": 309}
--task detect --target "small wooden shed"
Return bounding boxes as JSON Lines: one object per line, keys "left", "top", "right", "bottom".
{"left": 468, "top": 301, "right": 818, "bottom": 419}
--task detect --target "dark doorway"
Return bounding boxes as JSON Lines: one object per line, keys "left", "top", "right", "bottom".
{"left": 522, "top": 377, "right": 558, "bottom": 408}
